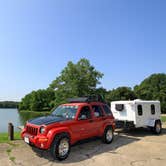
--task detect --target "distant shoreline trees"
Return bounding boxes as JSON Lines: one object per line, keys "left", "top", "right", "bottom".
{"left": 18, "top": 58, "right": 166, "bottom": 113}
{"left": 0, "top": 101, "right": 19, "bottom": 108}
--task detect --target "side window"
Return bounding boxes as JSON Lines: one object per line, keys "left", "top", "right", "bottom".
{"left": 103, "top": 105, "right": 112, "bottom": 115}
{"left": 115, "top": 104, "right": 124, "bottom": 111}
{"left": 92, "top": 105, "right": 103, "bottom": 117}
{"left": 137, "top": 105, "right": 143, "bottom": 116}
{"left": 151, "top": 104, "right": 155, "bottom": 115}
{"left": 78, "top": 106, "right": 91, "bottom": 120}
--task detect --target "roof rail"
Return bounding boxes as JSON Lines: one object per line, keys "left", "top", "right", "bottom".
{"left": 68, "top": 95, "right": 105, "bottom": 103}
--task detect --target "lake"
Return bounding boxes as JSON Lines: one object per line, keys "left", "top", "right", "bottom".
{"left": 0, "top": 108, "right": 50, "bottom": 133}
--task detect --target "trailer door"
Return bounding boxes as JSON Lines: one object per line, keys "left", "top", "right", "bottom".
{"left": 135, "top": 104, "right": 146, "bottom": 127}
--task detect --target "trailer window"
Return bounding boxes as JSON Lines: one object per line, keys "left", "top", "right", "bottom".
{"left": 115, "top": 104, "right": 124, "bottom": 111}
{"left": 151, "top": 104, "right": 155, "bottom": 115}
{"left": 137, "top": 105, "right": 143, "bottom": 116}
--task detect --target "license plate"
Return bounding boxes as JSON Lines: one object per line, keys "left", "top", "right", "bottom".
{"left": 24, "top": 136, "right": 29, "bottom": 144}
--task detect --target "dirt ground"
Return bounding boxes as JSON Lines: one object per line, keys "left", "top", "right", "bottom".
{"left": 1, "top": 124, "right": 166, "bottom": 166}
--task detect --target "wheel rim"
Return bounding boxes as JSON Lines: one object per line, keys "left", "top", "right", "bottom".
{"left": 156, "top": 124, "right": 161, "bottom": 133}
{"left": 58, "top": 138, "right": 69, "bottom": 157}
{"left": 106, "top": 129, "right": 113, "bottom": 141}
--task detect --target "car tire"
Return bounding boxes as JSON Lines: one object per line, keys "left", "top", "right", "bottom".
{"left": 153, "top": 120, "right": 162, "bottom": 135}
{"left": 102, "top": 126, "right": 114, "bottom": 144}
{"left": 50, "top": 133, "right": 70, "bottom": 161}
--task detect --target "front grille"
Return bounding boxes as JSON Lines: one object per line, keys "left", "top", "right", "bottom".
{"left": 26, "top": 126, "right": 38, "bottom": 135}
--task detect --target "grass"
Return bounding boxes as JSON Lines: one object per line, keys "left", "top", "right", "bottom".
{"left": 9, "top": 156, "right": 16, "bottom": 162}
{"left": 6, "top": 148, "right": 16, "bottom": 163}
{"left": 161, "top": 115, "right": 166, "bottom": 122}
{"left": 6, "top": 148, "right": 12, "bottom": 154}
{"left": 0, "top": 132, "right": 21, "bottom": 143}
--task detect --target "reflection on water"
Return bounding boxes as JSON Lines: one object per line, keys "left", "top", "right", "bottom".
{"left": 0, "top": 108, "right": 50, "bottom": 132}
{"left": 18, "top": 111, "right": 50, "bottom": 125}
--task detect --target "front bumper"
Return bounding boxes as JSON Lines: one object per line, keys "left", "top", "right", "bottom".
{"left": 21, "top": 131, "right": 50, "bottom": 149}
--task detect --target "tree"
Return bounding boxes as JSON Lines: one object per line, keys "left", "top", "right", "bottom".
{"left": 19, "top": 93, "right": 32, "bottom": 111}
{"left": 93, "top": 87, "right": 108, "bottom": 99}
{"left": 106, "top": 87, "right": 137, "bottom": 101}
{"left": 134, "top": 73, "right": 166, "bottom": 113}
{"left": 49, "top": 58, "right": 103, "bottom": 106}
{"left": 19, "top": 89, "right": 55, "bottom": 112}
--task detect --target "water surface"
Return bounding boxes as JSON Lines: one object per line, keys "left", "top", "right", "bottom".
{"left": 0, "top": 108, "right": 49, "bottom": 132}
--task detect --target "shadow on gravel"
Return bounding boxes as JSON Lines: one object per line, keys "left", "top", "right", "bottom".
{"left": 118, "top": 127, "right": 166, "bottom": 137}
{"left": 31, "top": 133, "right": 140, "bottom": 164}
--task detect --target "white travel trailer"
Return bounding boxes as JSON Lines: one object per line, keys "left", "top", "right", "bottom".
{"left": 111, "top": 99, "right": 162, "bottom": 134}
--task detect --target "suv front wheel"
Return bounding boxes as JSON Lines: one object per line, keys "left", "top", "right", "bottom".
{"left": 50, "top": 133, "right": 70, "bottom": 160}
{"left": 102, "top": 126, "right": 114, "bottom": 144}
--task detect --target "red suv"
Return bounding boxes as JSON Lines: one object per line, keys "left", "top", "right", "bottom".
{"left": 21, "top": 97, "right": 115, "bottom": 160}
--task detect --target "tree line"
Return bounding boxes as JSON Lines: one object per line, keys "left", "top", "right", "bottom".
{"left": 19, "top": 58, "right": 166, "bottom": 113}
{"left": 0, "top": 101, "right": 19, "bottom": 108}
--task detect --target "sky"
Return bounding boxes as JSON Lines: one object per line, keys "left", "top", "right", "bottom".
{"left": 0, "top": 0, "right": 166, "bottom": 101}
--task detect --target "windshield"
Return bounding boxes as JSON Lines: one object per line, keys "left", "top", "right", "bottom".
{"left": 51, "top": 105, "right": 78, "bottom": 119}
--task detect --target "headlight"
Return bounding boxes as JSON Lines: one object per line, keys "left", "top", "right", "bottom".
{"left": 40, "top": 126, "right": 46, "bottom": 134}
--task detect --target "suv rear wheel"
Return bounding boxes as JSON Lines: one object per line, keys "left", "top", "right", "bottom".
{"left": 50, "top": 133, "right": 70, "bottom": 160}
{"left": 102, "top": 126, "right": 114, "bottom": 144}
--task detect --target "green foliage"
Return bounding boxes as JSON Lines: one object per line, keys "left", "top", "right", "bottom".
{"left": 106, "top": 87, "right": 137, "bottom": 102}
{"left": 49, "top": 58, "right": 103, "bottom": 106}
{"left": 19, "top": 89, "right": 55, "bottom": 112}
{"left": 93, "top": 87, "right": 108, "bottom": 100}
{"left": 134, "top": 73, "right": 166, "bottom": 113}
{"left": 19, "top": 93, "right": 32, "bottom": 111}
{"left": 0, "top": 101, "right": 19, "bottom": 108}
{"left": 161, "top": 116, "right": 166, "bottom": 122}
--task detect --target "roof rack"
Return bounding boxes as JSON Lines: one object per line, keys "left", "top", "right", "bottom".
{"left": 68, "top": 95, "right": 105, "bottom": 103}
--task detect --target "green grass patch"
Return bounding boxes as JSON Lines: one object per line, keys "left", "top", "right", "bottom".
{"left": 6, "top": 148, "right": 16, "bottom": 163}
{"left": 9, "top": 156, "right": 16, "bottom": 162}
{"left": 6, "top": 148, "right": 12, "bottom": 155}
{"left": 0, "top": 132, "right": 21, "bottom": 143}
{"left": 161, "top": 116, "right": 166, "bottom": 122}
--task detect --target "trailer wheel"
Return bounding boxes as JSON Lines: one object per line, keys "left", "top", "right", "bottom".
{"left": 153, "top": 120, "right": 162, "bottom": 135}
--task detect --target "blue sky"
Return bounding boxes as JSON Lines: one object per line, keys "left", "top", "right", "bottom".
{"left": 0, "top": 0, "right": 166, "bottom": 101}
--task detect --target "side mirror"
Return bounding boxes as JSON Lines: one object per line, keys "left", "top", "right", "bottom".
{"left": 78, "top": 114, "right": 87, "bottom": 120}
